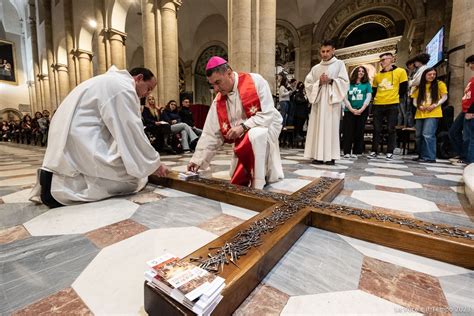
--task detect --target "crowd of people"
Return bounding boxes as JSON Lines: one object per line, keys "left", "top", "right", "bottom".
{"left": 141, "top": 96, "right": 200, "bottom": 154}
{"left": 274, "top": 39, "right": 473, "bottom": 167}
{"left": 0, "top": 40, "right": 467, "bottom": 208}
{"left": 1, "top": 110, "right": 50, "bottom": 146}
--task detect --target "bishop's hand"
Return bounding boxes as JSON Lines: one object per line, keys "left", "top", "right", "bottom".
{"left": 187, "top": 162, "right": 200, "bottom": 172}
{"left": 226, "top": 125, "right": 245, "bottom": 140}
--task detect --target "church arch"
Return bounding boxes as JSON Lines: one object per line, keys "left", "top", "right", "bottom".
{"left": 340, "top": 14, "right": 396, "bottom": 47}
{"left": 193, "top": 44, "right": 227, "bottom": 106}
{"left": 275, "top": 20, "right": 299, "bottom": 80}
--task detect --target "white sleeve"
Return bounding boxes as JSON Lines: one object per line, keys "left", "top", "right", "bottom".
{"left": 190, "top": 101, "right": 224, "bottom": 170}
{"left": 99, "top": 90, "right": 161, "bottom": 178}
{"left": 244, "top": 74, "right": 279, "bottom": 128}
{"left": 304, "top": 66, "right": 321, "bottom": 104}
{"left": 328, "top": 61, "right": 350, "bottom": 105}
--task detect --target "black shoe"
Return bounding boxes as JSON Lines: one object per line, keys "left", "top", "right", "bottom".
{"left": 311, "top": 159, "right": 324, "bottom": 165}
{"left": 190, "top": 138, "right": 199, "bottom": 150}
{"left": 162, "top": 145, "right": 177, "bottom": 155}
{"left": 324, "top": 160, "right": 335, "bottom": 165}
{"left": 412, "top": 157, "right": 421, "bottom": 161}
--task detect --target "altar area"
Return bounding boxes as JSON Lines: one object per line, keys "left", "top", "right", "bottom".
{"left": 0, "top": 142, "right": 473, "bottom": 315}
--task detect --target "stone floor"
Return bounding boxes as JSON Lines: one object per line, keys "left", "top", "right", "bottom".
{"left": 0, "top": 142, "right": 473, "bottom": 315}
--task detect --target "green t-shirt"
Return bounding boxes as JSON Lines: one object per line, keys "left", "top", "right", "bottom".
{"left": 345, "top": 82, "right": 372, "bottom": 111}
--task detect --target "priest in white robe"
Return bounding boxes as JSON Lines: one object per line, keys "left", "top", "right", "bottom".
{"left": 29, "top": 66, "right": 168, "bottom": 207}
{"left": 188, "top": 57, "right": 284, "bottom": 189}
{"left": 304, "top": 40, "right": 349, "bottom": 164}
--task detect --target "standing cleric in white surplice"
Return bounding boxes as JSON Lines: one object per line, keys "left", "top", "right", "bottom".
{"left": 188, "top": 57, "right": 284, "bottom": 189}
{"left": 29, "top": 66, "right": 168, "bottom": 207}
{"left": 304, "top": 41, "right": 349, "bottom": 164}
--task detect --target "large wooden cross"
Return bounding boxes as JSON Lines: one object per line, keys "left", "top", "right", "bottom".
{"left": 144, "top": 173, "right": 474, "bottom": 315}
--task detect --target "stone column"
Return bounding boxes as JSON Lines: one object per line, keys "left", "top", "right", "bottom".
{"left": 74, "top": 50, "right": 94, "bottom": 83}
{"left": 160, "top": 0, "right": 181, "bottom": 103}
{"left": 228, "top": 0, "right": 252, "bottom": 72}
{"left": 448, "top": 0, "right": 474, "bottom": 115}
{"left": 39, "top": 74, "right": 52, "bottom": 111}
{"left": 94, "top": 0, "right": 107, "bottom": 74}
{"left": 142, "top": 0, "right": 157, "bottom": 99}
{"left": 297, "top": 24, "right": 313, "bottom": 82}
{"left": 64, "top": 0, "right": 77, "bottom": 89}
{"left": 37, "top": 75, "right": 45, "bottom": 107}
{"left": 44, "top": 0, "right": 58, "bottom": 108}
{"left": 251, "top": 0, "right": 259, "bottom": 73}
{"left": 52, "top": 63, "right": 70, "bottom": 102}
{"left": 28, "top": 1, "right": 43, "bottom": 110}
{"left": 155, "top": 5, "right": 165, "bottom": 105}
{"left": 27, "top": 81, "right": 36, "bottom": 113}
{"left": 258, "top": 0, "right": 276, "bottom": 91}
{"left": 108, "top": 29, "right": 127, "bottom": 69}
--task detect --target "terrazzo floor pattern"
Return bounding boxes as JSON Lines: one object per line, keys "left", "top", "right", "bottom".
{"left": 0, "top": 142, "right": 473, "bottom": 315}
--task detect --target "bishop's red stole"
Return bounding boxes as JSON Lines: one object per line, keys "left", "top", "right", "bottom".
{"left": 216, "top": 73, "right": 262, "bottom": 187}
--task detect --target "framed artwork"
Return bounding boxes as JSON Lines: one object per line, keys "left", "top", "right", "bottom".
{"left": 0, "top": 39, "right": 18, "bottom": 85}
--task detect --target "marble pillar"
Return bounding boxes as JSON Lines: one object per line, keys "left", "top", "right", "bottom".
{"left": 28, "top": 1, "right": 43, "bottom": 111}
{"left": 160, "top": 0, "right": 181, "bottom": 103}
{"left": 297, "top": 24, "right": 313, "bottom": 82}
{"left": 108, "top": 29, "right": 127, "bottom": 70}
{"left": 228, "top": 0, "right": 252, "bottom": 72}
{"left": 52, "top": 64, "right": 70, "bottom": 103}
{"left": 40, "top": 73, "right": 52, "bottom": 112}
{"left": 251, "top": 0, "right": 259, "bottom": 73}
{"left": 155, "top": 6, "right": 165, "bottom": 105}
{"left": 258, "top": 0, "right": 276, "bottom": 91}
{"left": 63, "top": 0, "right": 77, "bottom": 89}
{"left": 94, "top": 0, "right": 107, "bottom": 75}
{"left": 43, "top": 0, "right": 58, "bottom": 108}
{"left": 448, "top": 0, "right": 474, "bottom": 115}
{"left": 27, "top": 81, "right": 37, "bottom": 113}
{"left": 141, "top": 0, "right": 157, "bottom": 99}
{"left": 74, "top": 50, "right": 93, "bottom": 83}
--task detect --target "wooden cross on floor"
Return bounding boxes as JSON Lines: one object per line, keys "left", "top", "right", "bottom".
{"left": 145, "top": 173, "right": 474, "bottom": 315}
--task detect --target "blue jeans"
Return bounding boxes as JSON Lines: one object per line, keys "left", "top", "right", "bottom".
{"left": 463, "top": 116, "right": 474, "bottom": 163}
{"left": 415, "top": 118, "right": 438, "bottom": 161}
{"left": 448, "top": 112, "right": 465, "bottom": 159}
{"left": 279, "top": 101, "right": 291, "bottom": 126}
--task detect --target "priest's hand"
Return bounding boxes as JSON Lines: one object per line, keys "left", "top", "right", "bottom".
{"left": 320, "top": 73, "right": 330, "bottom": 85}
{"left": 188, "top": 162, "right": 200, "bottom": 172}
{"left": 154, "top": 164, "right": 169, "bottom": 177}
{"left": 226, "top": 125, "right": 244, "bottom": 140}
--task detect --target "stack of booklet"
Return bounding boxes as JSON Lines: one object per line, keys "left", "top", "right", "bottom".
{"left": 145, "top": 253, "right": 225, "bottom": 316}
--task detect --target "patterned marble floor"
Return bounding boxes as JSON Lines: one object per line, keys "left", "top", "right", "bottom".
{"left": 0, "top": 142, "right": 473, "bottom": 315}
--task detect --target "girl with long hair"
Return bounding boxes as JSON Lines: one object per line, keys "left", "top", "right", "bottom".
{"left": 411, "top": 68, "right": 448, "bottom": 162}
{"left": 342, "top": 66, "right": 372, "bottom": 158}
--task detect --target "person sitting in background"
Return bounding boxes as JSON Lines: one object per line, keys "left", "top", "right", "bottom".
{"left": 1, "top": 120, "right": 9, "bottom": 141}
{"left": 342, "top": 66, "right": 372, "bottom": 159}
{"left": 411, "top": 68, "right": 448, "bottom": 163}
{"left": 178, "top": 97, "right": 202, "bottom": 135}
{"left": 142, "top": 95, "right": 175, "bottom": 154}
{"left": 31, "top": 112, "right": 43, "bottom": 145}
{"left": 161, "top": 100, "right": 199, "bottom": 152}
{"left": 21, "top": 114, "right": 33, "bottom": 145}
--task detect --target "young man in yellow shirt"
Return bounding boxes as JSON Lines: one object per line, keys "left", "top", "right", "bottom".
{"left": 368, "top": 52, "right": 408, "bottom": 160}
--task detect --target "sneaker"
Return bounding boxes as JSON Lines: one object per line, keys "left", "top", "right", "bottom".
{"left": 451, "top": 159, "right": 467, "bottom": 166}
{"left": 412, "top": 156, "right": 421, "bottom": 162}
{"left": 350, "top": 154, "right": 358, "bottom": 159}
{"left": 386, "top": 153, "right": 393, "bottom": 160}
{"left": 449, "top": 156, "right": 461, "bottom": 163}
{"left": 367, "top": 152, "right": 377, "bottom": 159}
{"left": 343, "top": 154, "right": 351, "bottom": 159}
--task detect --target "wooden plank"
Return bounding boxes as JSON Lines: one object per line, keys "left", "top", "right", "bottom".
{"left": 310, "top": 208, "right": 474, "bottom": 269}
{"left": 145, "top": 204, "right": 311, "bottom": 315}
{"left": 149, "top": 174, "right": 276, "bottom": 212}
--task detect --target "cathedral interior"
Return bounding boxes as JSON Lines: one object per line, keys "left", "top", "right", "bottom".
{"left": 0, "top": 0, "right": 473, "bottom": 315}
